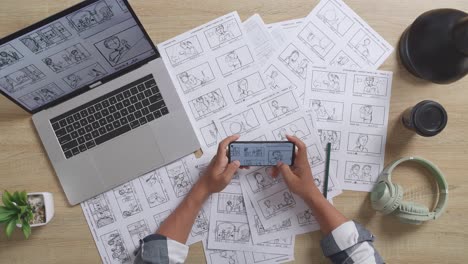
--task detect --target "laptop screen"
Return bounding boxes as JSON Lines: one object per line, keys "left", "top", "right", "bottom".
{"left": 0, "top": 0, "right": 157, "bottom": 112}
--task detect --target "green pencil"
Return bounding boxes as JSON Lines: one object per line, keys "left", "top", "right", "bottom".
{"left": 323, "top": 142, "right": 331, "bottom": 198}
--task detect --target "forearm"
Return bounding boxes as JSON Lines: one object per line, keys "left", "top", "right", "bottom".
{"left": 303, "top": 187, "right": 348, "bottom": 235}
{"left": 156, "top": 181, "right": 209, "bottom": 244}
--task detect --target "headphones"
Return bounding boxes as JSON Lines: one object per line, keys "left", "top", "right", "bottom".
{"left": 370, "top": 157, "right": 448, "bottom": 225}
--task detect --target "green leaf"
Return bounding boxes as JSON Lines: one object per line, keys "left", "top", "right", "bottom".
{"left": 21, "top": 222, "right": 31, "bottom": 239}
{"left": 0, "top": 210, "right": 16, "bottom": 223}
{"left": 2, "top": 191, "right": 15, "bottom": 209}
{"left": 12, "top": 192, "right": 20, "bottom": 203}
{"left": 5, "top": 218, "right": 16, "bottom": 238}
{"left": 19, "top": 191, "right": 28, "bottom": 205}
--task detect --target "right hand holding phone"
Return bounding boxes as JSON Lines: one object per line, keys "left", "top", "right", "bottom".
{"left": 271, "top": 135, "right": 318, "bottom": 200}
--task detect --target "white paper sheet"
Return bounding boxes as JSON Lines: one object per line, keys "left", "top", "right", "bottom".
{"left": 80, "top": 154, "right": 211, "bottom": 264}
{"left": 267, "top": 18, "right": 305, "bottom": 47}
{"left": 304, "top": 66, "right": 393, "bottom": 191}
{"left": 243, "top": 14, "right": 279, "bottom": 67}
{"left": 202, "top": 240, "right": 294, "bottom": 264}
{"left": 157, "top": 12, "right": 271, "bottom": 152}
{"left": 206, "top": 172, "right": 295, "bottom": 254}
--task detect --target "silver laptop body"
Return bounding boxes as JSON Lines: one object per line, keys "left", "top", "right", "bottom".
{"left": 0, "top": 0, "right": 200, "bottom": 205}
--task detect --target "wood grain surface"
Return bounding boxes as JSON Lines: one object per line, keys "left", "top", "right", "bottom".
{"left": 0, "top": 0, "right": 467, "bottom": 263}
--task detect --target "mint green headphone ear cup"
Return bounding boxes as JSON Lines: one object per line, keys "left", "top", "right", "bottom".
{"left": 381, "top": 183, "right": 403, "bottom": 215}
{"left": 371, "top": 182, "right": 403, "bottom": 215}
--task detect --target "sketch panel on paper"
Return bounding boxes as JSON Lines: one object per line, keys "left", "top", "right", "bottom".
{"left": 353, "top": 74, "right": 388, "bottom": 97}
{"left": 311, "top": 70, "right": 346, "bottom": 93}
{"left": 18, "top": 83, "right": 64, "bottom": 109}
{"left": 20, "top": 22, "right": 72, "bottom": 54}
{"left": 188, "top": 89, "right": 227, "bottom": 120}
{"left": 350, "top": 104, "right": 385, "bottom": 126}
{"left": 127, "top": 220, "right": 151, "bottom": 248}
{"left": 278, "top": 44, "right": 311, "bottom": 80}
{"left": 200, "top": 122, "right": 222, "bottom": 148}
{"left": 310, "top": 99, "right": 344, "bottom": 122}
{"left": 42, "top": 43, "right": 91, "bottom": 73}
{"left": 165, "top": 160, "right": 193, "bottom": 197}
{"left": 113, "top": 183, "right": 142, "bottom": 218}
{"left": 348, "top": 29, "right": 386, "bottom": 65}
{"left": 204, "top": 19, "right": 242, "bottom": 49}
{"left": 347, "top": 132, "right": 383, "bottom": 155}
{"left": 246, "top": 167, "right": 282, "bottom": 194}
{"left": 297, "top": 209, "right": 316, "bottom": 226}
{"left": 164, "top": 36, "right": 203, "bottom": 66}
{"left": 217, "top": 193, "right": 247, "bottom": 215}
{"left": 227, "top": 72, "right": 266, "bottom": 103}
{"left": 257, "top": 189, "right": 296, "bottom": 219}
{"left": 192, "top": 209, "right": 209, "bottom": 236}
{"left": 100, "top": 230, "right": 131, "bottom": 264}
{"left": 307, "top": 143, "right": 324, "bottom": 168}
{"left": 330, "top": 50, "right": 360, "bottom": 69}
{"left": 214, "top": 221, "right": 251, "bottom": 244}
{"left": 316, "top": 0, "right": 355, "bottom": 36}
{"left": 318, "top": 129, "right": 341, "bottom": 151}
{"left": 177, "top": 62, "right": 215, "bottom": 94}
{"left": 298, "top": 22, "right": 335, "bottom": 59}
{"left": 86, "top": 194, "right": 116, "bottom": 229}
{"left": 138, "top": 171, "right": 170, "bottom": 208}
{"left": 94, "top": 25, "right": 153, "bottom": 67}
{"left": 264, "top": 65, "right": 297, "bottom": 91}
{"left": 272, "top": 117, "right": 311, "bottom": 140}
{"left": 66, "top": 0, "right": 114, "bottom": 33}
{"left": 345, "top": 161, "right": 380, "bottom": 183}
{"left": 260, "top": 91, "right": 299, "bottom": 122}
{"left": 62, "top": 63, "right": 108, "bottom": 89}
{"left": 216, "top": 45, "right": 254, "bottom": 76}
{"left": 221, "top": 109, "right": 260, "bottom": 135}
{"left": 0, "top": 65, "right": 46, "bottom": 94}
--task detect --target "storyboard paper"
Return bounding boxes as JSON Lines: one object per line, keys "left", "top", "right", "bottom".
{"left": 243, "top": 14, "right": 279, "bottom": 67}
{"left": 157, "top": 12, "right": 271, "bottom": 153}
{"left": 267, "top": 18, "right": 305, "bottom": 48}
{"left": 80, "top": 154, "right": 212, "bottom": 264}
{"left": 305, "top": 66, "right": 393, "bottom": 192}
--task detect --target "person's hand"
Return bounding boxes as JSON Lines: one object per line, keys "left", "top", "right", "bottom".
{"left": 270, "top": 135, "right": 318, "bottom": 199}
{"left": 198, "top": 135, "right": 241, "bottom": 194}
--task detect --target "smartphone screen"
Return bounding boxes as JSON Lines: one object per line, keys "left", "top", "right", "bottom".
{"left": 228, "top": 141, "right": 295, "bottom": 166}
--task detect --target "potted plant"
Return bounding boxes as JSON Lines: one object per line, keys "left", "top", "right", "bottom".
{"left": 0, "top": 191, "right": 54, "bottom": 238}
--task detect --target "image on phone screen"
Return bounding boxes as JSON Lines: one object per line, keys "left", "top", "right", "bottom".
{"left": 229, "top": 141, "right": 295, "bottom": 166}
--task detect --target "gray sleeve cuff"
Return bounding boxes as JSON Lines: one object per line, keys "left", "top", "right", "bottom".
{"left": 134, "top": 234, "right": 169, "bottom": 264}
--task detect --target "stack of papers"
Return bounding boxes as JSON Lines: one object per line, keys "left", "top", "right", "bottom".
{"left": 81, "top": 0, "right": 394, "bottom": 263}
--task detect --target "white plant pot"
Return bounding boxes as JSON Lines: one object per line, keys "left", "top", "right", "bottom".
{"left": 27, "top": 192, "right": 54, "bottom": 227}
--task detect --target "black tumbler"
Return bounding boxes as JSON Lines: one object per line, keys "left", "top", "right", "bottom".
{"left": 402, "top": 100, "right": 448, "bottom": 137}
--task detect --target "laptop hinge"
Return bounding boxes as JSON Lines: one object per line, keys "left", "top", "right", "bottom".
{"left": 89, "top": 81, "right": 102, "bottom": 89}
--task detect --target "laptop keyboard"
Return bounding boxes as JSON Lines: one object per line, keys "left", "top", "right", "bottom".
{"left": 50, "top": 74, "right": 169, "bottom": 159}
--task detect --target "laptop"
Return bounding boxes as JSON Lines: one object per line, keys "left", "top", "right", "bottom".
{"left": 0, "top": 0, "right": 200, "bottom": 205}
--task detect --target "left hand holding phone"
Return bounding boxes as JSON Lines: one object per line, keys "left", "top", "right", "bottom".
{"left": 198, "top": 134, "right": 241, "bottom": 194}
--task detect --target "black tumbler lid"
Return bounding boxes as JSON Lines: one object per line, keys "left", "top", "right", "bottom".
{"left": 412, "top": 100, "right": 448, "bottom": 136}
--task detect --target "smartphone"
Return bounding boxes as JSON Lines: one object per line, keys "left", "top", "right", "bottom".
{"left": 228, "top": 141, "right": 295, "bottom": 166}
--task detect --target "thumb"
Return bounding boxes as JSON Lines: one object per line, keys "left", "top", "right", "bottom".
{"left": 221, "top": 160, "right": 240, "bottom": 178}
{"left": 277, "top": 162, "right": 296, "bottom": 183}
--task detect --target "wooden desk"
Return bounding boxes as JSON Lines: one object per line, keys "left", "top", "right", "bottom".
{"left": 1, "top": 0, "right": 467, "bottom": 263}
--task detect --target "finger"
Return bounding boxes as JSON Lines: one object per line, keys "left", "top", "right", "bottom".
{"left": 277, "top": 161, "right": 296, "bottom": 182}
{"left": 286, "top": 134, "right": 308, "bottom": 162}
{"left": 220, "top": 160, "right": 241, "bottom": 179}
{"left": 217, "top": 134, "right": 240, "bottom": 159}
{"left": 240, "top": 166, "right": 250, "bottom": 170}
{"left": 270, "top": 166, "right": 280, "bottom": 178}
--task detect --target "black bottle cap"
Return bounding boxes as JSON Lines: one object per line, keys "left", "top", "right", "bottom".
{"left": 412, "top": 100, "right": 448, "bottom": 137}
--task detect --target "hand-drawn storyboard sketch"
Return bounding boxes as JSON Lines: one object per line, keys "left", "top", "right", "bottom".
{"left": 297, "top": 209, "right": 316, "bottom": 226}
{"left": 311, "top": 70, "right": 346, "bottom": 93}
{"left": 217, "top": 193, "right": 246, "bottom": 215}
{"left": 153, "top": 210, "right": 172, "bottom": 228}
{"left": 204, "top": 19, "right": 242, "bottom": 49}
{"left": 246, "top": 168, "right": 282, "bottom": 194}
{"left": 313, "top": 160, "right": 338, "bottom": 190}
{"left": 316, "top": 0, "right": 354, "bottom": 37}
{"left": 18, "top": 83, "right": 64, "bottom": 109}
{"left": 189, "top": 89, "right": 227, "bottom": 120}
{"left": 330, "top": 50, "right": 360, "bottom": 68}
{"left": 86, "top": 194, "right": 116, "bottom": 229}
{"left": 254, "top": 215, "right": 291, "bottom": 236}
{"left": 215, "top": 221, "right": 251, "bottom": 244}
{"left": 117, "top": 0, "right": 129, "bottom": 12}
{"left": 310, "top": 99, "right": 344, "bottom": 122}
{"left": 353, "top": 74, "right": 389, "bottom": 97}
{"left": 264, "top": 65, "right": 297, "bottom": 91}
{"left": 307, "top": 143, "right": 324, "bottom": 168}
{"left": 100, "top": 230, "right": 131, "bottom": 264}
{"left": 42, "top": 43, "right": 90, "bottom": 73}
{"left": 177, "top": 62, "right": 215, "bottom": 94}
{"left": 206, "top": 249, "right": 245, "bottom": 264}
{"left": 165, "top": 160, "right": 193, "bottom": 198}
{"left": 345, "top": 161, "right": 380, "bottom": 183}
{"left": 200, "top": 122, "right": 222, "bottom": 148}
{"left": 127, "top": 220, "right": 151, "bottom": 248}
{"left": 350, "top": 104, "right": 385, "bottom": 126}
{"left": 347, "top": 133, "right": 383, "bottom": 155}
{"left": 260, "top": 91, "right": 299, "bottom": 122}
{"left": 258, "top": 190, "right": 296, "bottom": 220}
{"left": 113, "top": 183, "right": 142, "bottom": 218}
{"left": 253, "top": 135, "right": 267, "bottom": 141}
{"left": 66, "top": 0, "right": 114, "bottom": 33}
{"left": 20, "top": 22, "right": 72, "bottom": 54}
{"left": 221, "top": 109, "right": 260, "bottom": 135}
{"left": 227, "top": 72, "right": 267, "bottom": 103}
{"left": 216, "top": 45, "right": 254, "bottom": 76}
{"left": 138, "top": 171, "right": 170, "bottom": 208}
{"left": 165, "top": 36, "right": 203, "bottom": 67}
{"left": 318, "top": 129, "right": 341, "bottom": 151}
{"left": 62, "top": 63, "right": 108, "bottom": 89}
{"left": 0, "top": 44, "right": 23, "bottom": 70}
{"left": 348, "top": 29, "right": 386, "bottom": 65}
{"left": 298, "top": 22, "right": 335, "bottom": 59}
{"left": 0, "top": 65, "right": 46, "bottom": 94}
{"left": 192, "top": 209, "right": 209, "bottom": 236}
{"left": 272, "top": 117, "right": 311, "bottom": 140}
{"left": 94, "top": 26, "right": 153, "bottom": 67}
{"left": 278, "top": 44, "right": 311, "bottom": 80}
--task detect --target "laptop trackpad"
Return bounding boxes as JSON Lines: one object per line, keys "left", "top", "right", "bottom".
{"left": 92, "top": 127, "right": 164, "bottom": 186}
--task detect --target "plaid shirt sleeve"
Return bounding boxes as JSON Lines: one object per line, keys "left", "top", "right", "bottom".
{"left": 320, "top": 221, "right": 384, "bottom": 264}
{"left": 133, "top": 234, "right": 189, "bottom": 264}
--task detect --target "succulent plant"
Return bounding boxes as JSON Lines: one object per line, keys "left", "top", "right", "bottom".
{"left": 0, "top": 191, "right": 33, "bottom": 239}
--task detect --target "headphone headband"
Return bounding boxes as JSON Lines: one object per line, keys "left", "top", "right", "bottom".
{"left": 376, "top": 156, "right": 448, "bottom": 219}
